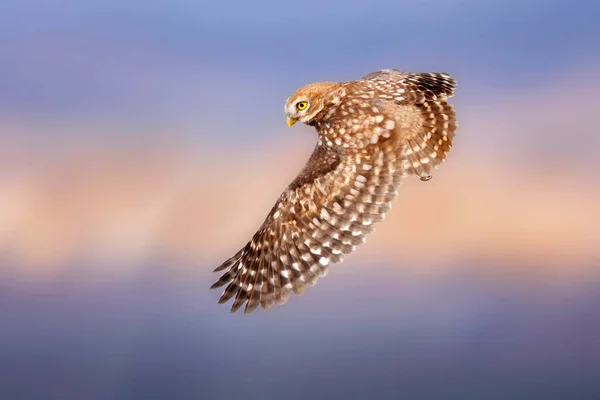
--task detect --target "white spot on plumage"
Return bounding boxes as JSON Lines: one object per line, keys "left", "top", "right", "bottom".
{"left": 213, "top": 70, "right": 457, "bottom": 313}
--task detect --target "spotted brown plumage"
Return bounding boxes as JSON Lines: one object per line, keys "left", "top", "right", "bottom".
{"left": 210, "top": 69, "right": 458, "bottom": 314}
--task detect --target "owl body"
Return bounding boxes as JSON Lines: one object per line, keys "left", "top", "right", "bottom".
{"left": 211, "top": 69, "right": 458, "bottom": 314}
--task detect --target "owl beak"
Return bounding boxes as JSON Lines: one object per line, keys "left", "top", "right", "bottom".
{"left": 286, "top": 116, "right": 297, "bottom": 127}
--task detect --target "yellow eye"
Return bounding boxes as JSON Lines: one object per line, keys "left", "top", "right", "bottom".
{"left": 296, "top": 101, "right": 308, "bottom": 111}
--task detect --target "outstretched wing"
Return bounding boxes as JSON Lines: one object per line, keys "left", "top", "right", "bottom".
{"left": 211, "top": 71, "right": 459, "bottom": 314}
{"left": 211, "top": 136, "right": 407, "bottom": 314}
{"left": 360, "top": 69, "right": 458, "bottom": 180}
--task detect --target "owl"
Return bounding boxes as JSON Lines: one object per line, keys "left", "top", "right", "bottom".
{"left": 210, "top": 69, "right": 458, "bottom": 314}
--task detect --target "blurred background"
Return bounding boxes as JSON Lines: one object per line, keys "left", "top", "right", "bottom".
{"left": 1, "top": 0, "right": 600, "bottom": 398}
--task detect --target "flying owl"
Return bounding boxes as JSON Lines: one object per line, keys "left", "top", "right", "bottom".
{"left": 210, "top": 69, "right": 458, "bottom": 314}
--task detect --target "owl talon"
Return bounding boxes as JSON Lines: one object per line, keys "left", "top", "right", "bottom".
{"left": 420, "top": 175, "right": 432, "bottom": 182}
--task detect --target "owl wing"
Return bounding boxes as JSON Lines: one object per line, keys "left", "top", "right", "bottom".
{"left": 361, "top": 69, "right": 457, "bottom": 102}
{"left": 210, "top": 122, "right": 408, "bottom": 314}
{"left": 360, "top": 70, "right": 458, "bottom": 180}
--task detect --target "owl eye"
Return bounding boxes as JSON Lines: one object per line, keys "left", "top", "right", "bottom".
{"left": 296, "top": 101, "right": 308, "bottom": 111}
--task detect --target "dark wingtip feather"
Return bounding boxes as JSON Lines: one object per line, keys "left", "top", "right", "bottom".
{"left": 230, "top": 294, "right": 247, "bottom": 313}
{"left": 244, "top": 300, "right": 260, "bottom": 314}
{"left": 218, "top": 280, "right": 240, "bottom": 304}
{"left": 213, "top": 249, "right": 245, "bottom": 272}
{"left": 210, "top": 266, "right": 238, "bottom": 289}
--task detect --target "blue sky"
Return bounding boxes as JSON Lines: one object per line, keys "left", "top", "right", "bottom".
{"left": 1, "top": 0, "right": 598, "bottom": 135}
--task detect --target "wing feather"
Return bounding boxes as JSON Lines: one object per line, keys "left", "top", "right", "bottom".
{"left": 211, "top": 70, "right": 457, "bottom": 314}
{"left": 210, "top": 75, "right": 460, "bottom": 313}
{"left": 211, "top": 130, "right": 407, "bottom": 313}
{"left": 361, "top": 69, "right": 457, "bottom": 102}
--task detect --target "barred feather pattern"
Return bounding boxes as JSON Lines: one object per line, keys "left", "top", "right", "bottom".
{"left": 211, "top": 138, "right": 407, "bottom": 314}
{"left": 211, "top": 68, "right": 458, "bottom": 314}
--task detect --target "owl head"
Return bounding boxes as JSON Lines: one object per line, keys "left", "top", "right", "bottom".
{"left": 285, "top": 82, "right": 341, "bottom": 127}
